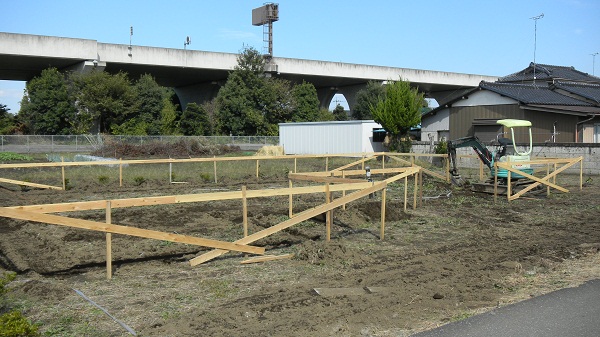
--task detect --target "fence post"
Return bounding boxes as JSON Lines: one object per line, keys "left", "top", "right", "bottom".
{"left": 213, "top": 156, "right": 217, "bottom": 183}
{"left": 242, "top": 186, "right": 248, "bottom": 237}
{"left": 380, "top": 184, "right": 386, "bottom": 240}
{"left": 61, "top": 156, "right": 66, "bottom": 190}
{"left": 106, "top": 201, "right": 112, "bottom": 280}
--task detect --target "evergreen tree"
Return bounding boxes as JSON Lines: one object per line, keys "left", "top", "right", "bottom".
{"left": 19, "top": 68, "right": 75, "bottom": 134}
{"left": 370, "top": 79, "right": 424, "bottom": 152}
{"left": 291, "top": 82, "right": 320, "bottom": 122}
{"left": 352, "top": 81, "right": 385, "bottom": 120}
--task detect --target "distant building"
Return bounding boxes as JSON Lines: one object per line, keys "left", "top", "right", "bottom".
{"left": 421, "top": 63, "right": 600, "bottom": 143}
{"left": 279, "top": 120, "right": 385, "bottom": 155}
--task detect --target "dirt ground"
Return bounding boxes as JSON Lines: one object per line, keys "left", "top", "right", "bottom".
{"left": 1, "top": 171, "right": 600, "bottom": 336}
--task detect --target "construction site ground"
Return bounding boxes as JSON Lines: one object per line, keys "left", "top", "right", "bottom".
{"left": 1, "top": 170, "right": 599, "bottom": 336}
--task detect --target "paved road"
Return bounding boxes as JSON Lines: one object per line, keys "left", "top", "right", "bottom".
{"left": 412, "top": 279, "right": 600, "bottom": 337}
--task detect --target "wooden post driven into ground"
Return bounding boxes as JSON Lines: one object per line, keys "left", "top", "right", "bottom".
{"left": 380, "top": 184, "right": 386, "bottom": 240}
{"left": 325, "top": 183, "right": 331, "bottom": 241}
{"left": 106, "top": 201, "right": 112, "bottom": 280}
{"left": 242, "top": 186, "right": 248, "bottom": 237}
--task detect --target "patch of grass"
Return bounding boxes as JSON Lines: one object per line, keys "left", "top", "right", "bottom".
{"left": 0, "top": 152, "right": 34, "bottom": 161}
{"left": 203, "top": 279, "right": 235, "bottom": 299}
{"left": 450, "top": 311, "right": 473, "bottom": 322}
{"left": 97, "top": 175, "right": 109, "bottom": 184}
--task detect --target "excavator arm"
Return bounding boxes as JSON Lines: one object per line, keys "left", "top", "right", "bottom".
{"left": 447, "top": 136, "right": 496, "bottom": 186}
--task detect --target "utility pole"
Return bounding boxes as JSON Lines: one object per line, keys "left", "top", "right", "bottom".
{"left": 592, "top": 52, "right": 599, "bottom": 76}
{"left": 530, "top": 13, "right": 544, "bottom": 85}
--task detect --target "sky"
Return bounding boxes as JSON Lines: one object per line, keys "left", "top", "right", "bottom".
{"left": 1, "top": 0, "right": 599, "bottom": 113}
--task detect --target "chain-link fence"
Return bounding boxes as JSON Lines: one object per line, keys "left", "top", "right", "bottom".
{"left": 0, "top": 135, "right": 280, "bottom": 153}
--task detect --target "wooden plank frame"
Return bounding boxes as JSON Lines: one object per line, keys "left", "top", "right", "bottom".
{"left": 494, "top": 157, "right": 583, "bottom": 201}
{"left": 1, "top": 153, "right": 423, "bottom": 270}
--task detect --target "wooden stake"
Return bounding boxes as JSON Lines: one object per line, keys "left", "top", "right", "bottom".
{"left": 256, "top": 159, "right": 259, "bottom": 178}
{"left": 580, "top": 156, "right": 583, "bottom": 191}
{"left": 294, "top": 158, "right": 297, "bottom": 173}
{"left": 380, "top": 185, "right": 386, "bottom": 240}
{"left": 169, "top": 162, "right": 172, "bottom": 183}
{"left": 342, "top": 171, "right": 346, "bottom": 210}
{"left": 382, "top": 155, "right": 385, "bottom": 178}
{"left": 494, "top": 163, "right": 498, "bottom": 204}
{"left": 288, "top": 176, "right": 293, "bottom": 218}
{"left": 419, "top": 169, "right": 423, "bottom": 207}
{"left": 413, "top": 170, "right": 418, "bottom": 210}
{"left": 61, "top": 157, "right": 66, "bottom": 190}
{"left": 213, "top": 156, "right": 218, "bottom": 183}
{"left": 325, "top": 183, "right": 331, "bottom": 242}
{"left": 546, "top": 164, "right": 550, "bottom": 196}
{"left": 403, "top": 176, "right": 408, "bottom": 212}
{"left": 325, "top": 157, "right": 329, "bottom": 172}
{"left": 119, "top": 158, "right": 123, "bottom": 187}
{"left": 242, "top": 186, "right": 248, "bottom": 237}
{"left": 106, "top": 201, "right": 112, "bottom": 280}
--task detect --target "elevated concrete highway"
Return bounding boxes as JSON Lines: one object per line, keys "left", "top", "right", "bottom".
{"left": 0, "top": 32, "right": 498, "bottom": 109}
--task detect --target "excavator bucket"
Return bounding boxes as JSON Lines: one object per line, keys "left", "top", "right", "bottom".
{"left": 450, "top": 174, "right": 466, "bottom": 187}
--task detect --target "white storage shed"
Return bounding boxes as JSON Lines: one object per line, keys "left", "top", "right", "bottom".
{"left": 279, "top": 120, "right": 385, "bottom": 155}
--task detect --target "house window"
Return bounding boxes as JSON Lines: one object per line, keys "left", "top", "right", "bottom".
{"left": 594, "top": 124, "right": 600, "bottom": 143}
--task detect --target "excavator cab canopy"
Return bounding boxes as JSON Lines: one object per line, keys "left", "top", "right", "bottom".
{"left": 497, "top": 119, "right": 532, "bottom": 128}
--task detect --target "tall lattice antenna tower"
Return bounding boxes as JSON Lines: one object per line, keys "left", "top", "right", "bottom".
{"left": 252, "top": 3, "right": 279, "bottom": 58}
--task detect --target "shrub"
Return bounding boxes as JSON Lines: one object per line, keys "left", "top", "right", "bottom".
{"left": 98, "top": 175, "right": 109, "bottom": 184}
{"left": 0, "top": 311, "right": 39, "bottom": 337}
{"left": 434, "top": 139, "right": 448, "bottom": 154}
{"left": 133, "top": 176, "right": 147, "bottom": 186}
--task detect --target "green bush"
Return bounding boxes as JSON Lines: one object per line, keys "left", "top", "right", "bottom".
{"left": 434, "top": 139, "right": 448, "bottom": 154}
{"left": 0, "top": 311, "right": 39, "bottom": 337}
{"left": 98, "top": 175, "right": 109, "bottom": 184}
{"left": 1, "top": 272, "right": 39, "bottom": 337}
{"left": 0, "top": 272, "right": 16, "bottom": 296}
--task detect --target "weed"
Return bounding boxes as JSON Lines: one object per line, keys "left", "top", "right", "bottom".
{"left": 133, "top": 176, "right": 147, "bottom": 186}
{"left": 199, "top": 172, "right": 211, "bottom": 183}
{"left": 450, "top": 311, "right": 473, "bottom": 322}
{"left": 63, "top": 178, "right": 72, "bottom": 191}
{"left": 0, "top": 271, "right": 16, "bottom": 295}
{"left": 97, "top": 175, "right": 109, "bottom": 184}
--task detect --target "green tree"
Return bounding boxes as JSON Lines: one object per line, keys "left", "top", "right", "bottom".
{"left": 291, "top": 82, "right": 320, "bottom": 122}
{"left": 0, "top": 104, "right": 16, "bottom": 134}
{"left": 19, "top": 68, "right": 76, "bottom": 134}
{"left": 69, "top": 70, "right": 134, "bottom": 134}
{"left": 132, "top": 74, "right": 167, "bottom": 135}
{"left": 179, "top": 102, "right": 210, "bottom": 136}
{"left": 352, "top": 81, "right": 385, "bottom": 120}
{"left": 316, "top": 108, "right": 335, "bottom": 121}
{"left": 216, "top": 46, "right": 276, "bottom": 136}
{"left": 370, "top": 79, "right": 424, "bottom": 152}
{"left": 332, "top": 104, "right": 348, "bottom": 121}
{"left": 160, "top": 96, "right": 180, "bottom": 135}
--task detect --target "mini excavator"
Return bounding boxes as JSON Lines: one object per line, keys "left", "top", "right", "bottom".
{"left": 447, "top": 119, "right": 535, "bottom": 194}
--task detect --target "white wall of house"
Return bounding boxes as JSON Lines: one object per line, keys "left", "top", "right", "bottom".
{"left": 452, "top": 90, "right": 516, "bottom": 106}
{"left": 279, "top": 120, "right": 385, "bottom": 155}
{"left": 421, "top": 108, "right": 449, "bottom": 142}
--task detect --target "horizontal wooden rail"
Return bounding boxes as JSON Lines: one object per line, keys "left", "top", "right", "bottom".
{"left": 0, "top": 207, "right": 264, "bottom": 255}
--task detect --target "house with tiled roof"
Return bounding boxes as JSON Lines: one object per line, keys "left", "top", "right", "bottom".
{"left": 421, "top": 63, "right": 600, "bottom": 144}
